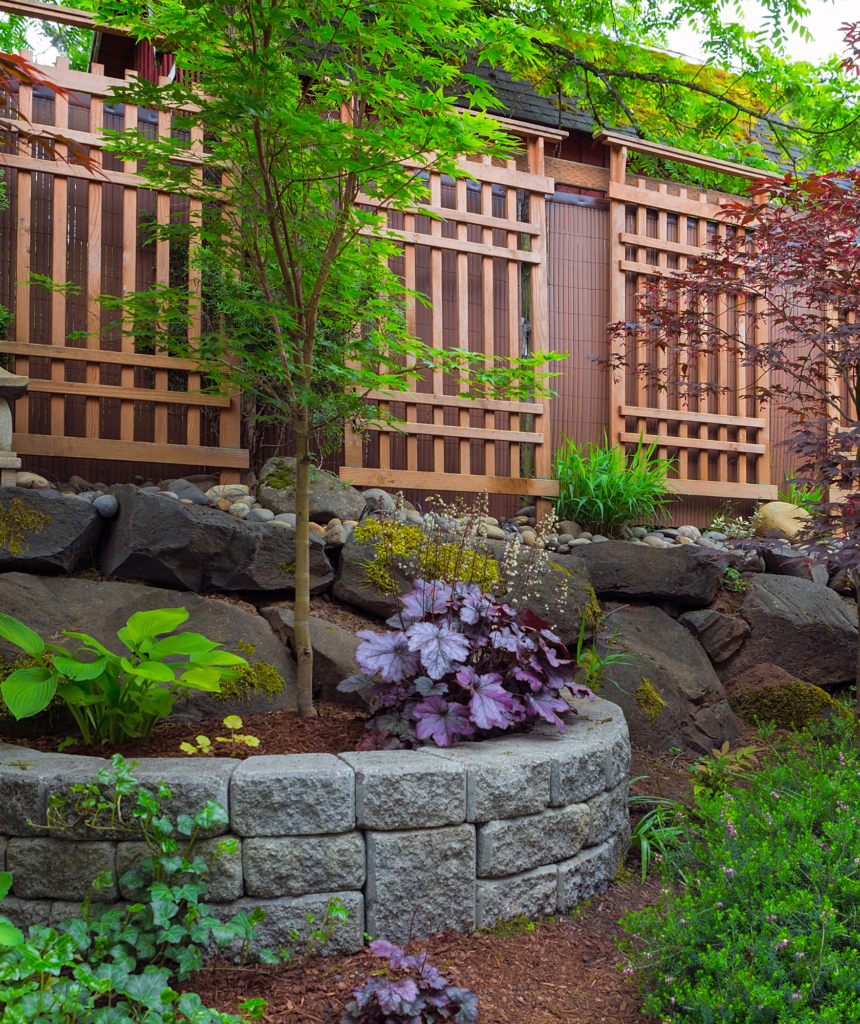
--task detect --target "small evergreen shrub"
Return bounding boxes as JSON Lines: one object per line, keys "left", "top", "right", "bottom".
{"left": 622, "top": 723, "right": 860, "bottom": 1022}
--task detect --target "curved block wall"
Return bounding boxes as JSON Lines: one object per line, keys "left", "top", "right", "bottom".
{"left": 0, "top": 696, "right": 630, "bottom": 954}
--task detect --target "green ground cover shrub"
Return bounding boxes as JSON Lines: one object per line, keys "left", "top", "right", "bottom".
{"left": 622, "top": 722, "right": 860, "bottom": 1022}
{"left": 552, "top": 435, "right": 676, "bottom": 535}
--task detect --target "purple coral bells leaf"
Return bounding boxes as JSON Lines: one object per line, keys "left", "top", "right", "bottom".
{"left": 412, "top": 675, "right": 448, "bottom": 698}
{"left": 448, "top": 986, "right": 480, "bottom": 1023}
{"left": 414, "top": 696, "right": 474, "bottom": 746}
{"left": 368, "top": 939, "right": 401, "bottom": 959}
{"left": 400, "top": 578, "right": 453, "bottom": 622}
{"left": 355, "top": 630, "right": 420, "bottom": 682}
{"left": 406, "top": 622, "right": 469, "bottom": 679}
{"left": 525, "top": 687, "right": 570, "bottom": 733}
{"left": 336, "top": 672, "right": 375, "bottom": 693}
{"left": 457, "top": 668, "right": 515, "bottom": 730}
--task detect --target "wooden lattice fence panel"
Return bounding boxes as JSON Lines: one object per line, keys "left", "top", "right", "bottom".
{"left": 0, "top": 53, "right": 247, "bottom": 482}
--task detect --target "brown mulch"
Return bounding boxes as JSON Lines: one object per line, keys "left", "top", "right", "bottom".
{"left": 1, "top": 702, "right": 369, "bottom": 759}
{"left": 181, "top": 872, "right": 664, "bottom": 1024}
{"left": 707, "top": 583, "right": 748, "bottom": 616}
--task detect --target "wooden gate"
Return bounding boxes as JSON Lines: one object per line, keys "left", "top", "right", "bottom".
{"left": 340, "top": 122, "right": 563, "bottom": 506}
{"left": 600, "top": 132, "right": 778, "bottom": 503}
{"left": 0, "top": 53, "right": 247, "bottom": 483}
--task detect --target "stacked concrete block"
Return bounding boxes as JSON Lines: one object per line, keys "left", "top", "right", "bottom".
{"left": 0, "top": 696, "right": 630, "bottom": 950}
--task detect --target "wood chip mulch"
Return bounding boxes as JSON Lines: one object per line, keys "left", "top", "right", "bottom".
{"left": 181, "top": 871, "right": 664, "bottom": 1024}
{"left": 2, "top": 702, "right": 369, "bottom": 759}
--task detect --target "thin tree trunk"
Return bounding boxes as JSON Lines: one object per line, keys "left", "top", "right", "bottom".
{"left": 294, "top": 411, "right": 316, "bottom": 717}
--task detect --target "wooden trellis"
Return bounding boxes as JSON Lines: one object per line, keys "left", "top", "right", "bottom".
{"left": 340, "top": 121, "right": 563, "bottom": 502}
{"left": 601, "top": 133, "right": 778, "bottom": 501}
{"left": 0, "top": 53, "right": 247, "bottom": 481}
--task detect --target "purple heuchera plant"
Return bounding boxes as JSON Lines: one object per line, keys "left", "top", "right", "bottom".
{"left": 341, "top": 939, "right": 478, "bottom": 1024}
{"left": 338, "top": 578, "right": 594, "bottom": 748}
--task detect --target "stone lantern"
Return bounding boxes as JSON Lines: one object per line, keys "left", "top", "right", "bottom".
{"left": 0, "top": 365, "right": 28, "bottom": 487}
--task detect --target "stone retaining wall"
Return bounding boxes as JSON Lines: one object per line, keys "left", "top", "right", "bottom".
{"left": 0, "top": 697, "right": 630, "bottom": 954}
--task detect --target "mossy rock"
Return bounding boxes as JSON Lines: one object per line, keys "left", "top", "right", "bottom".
{"left": 0, "top": 487, "right": 102, "bottom": 574}
{"left": 730, "top": 676, "right": 850, "bottom": 731}
{"left": 257, "top": 457, "right": 366, "bottom": 523}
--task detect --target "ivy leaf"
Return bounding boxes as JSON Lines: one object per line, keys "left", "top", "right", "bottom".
{"left": 524, "top": 688, "right": 569, "bottom": 733}
{"left": 355, "top": 630, "right": 420, "bottom": 682}
{"left": 406, "top": 622, "right": 469, "bottom": 679}
{"left": 413, "top": 696, "right": 474, "bottom": 746}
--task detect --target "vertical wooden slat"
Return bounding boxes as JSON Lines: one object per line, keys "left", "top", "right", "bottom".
{"left": 506, "top": 181, "right": 520, "bottom": 479}
{"left": 50, "top": 58, "right": 69, "bottom": 436}
{"left": 429, "top": 173, "right": 445, "bottom": 477}
{"left": 14, "top": 57, "right": 32, "bottom": 429}
{"left": 154, "top": 96, "right": 170, "bottom": 445}
{"left": 186, "top": 121, "right": 203, "bottom": 447}
{"left": 481, "top": 170, "right": 495, "bottom": 479}
{"left": 608, "top": 145, "right": 627, "bottom": 451}
{"left": 455, "top": 179, "right": 469, "bottom": 478}
{"left": 120, "top": 84, "right": 137, "bottom": 442}
{"left": 528, "top": 138, "right": 552, "bottom": 522}
{"left": 86, "top": 65, "right": 103, "bottom": 439}
{"left": 403, "top": 221, "right": 417, "bottom": 474}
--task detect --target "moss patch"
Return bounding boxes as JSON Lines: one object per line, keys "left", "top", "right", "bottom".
{"left": 355, "top": 517, "right": 499, "bottom": 594}
{"left": 261, "top": 459, "right": 296, "bottom": 491}
{"left": 732, "top": 678, "right": 850, "bottom": 730}
{"left": 549, "top": 560, "right": 601, "bottom": 633}
{"left": 0, "top": 496, "right": 52, "bottom": 556}
{"left": 635, "top": 677, "right": 668, "bottom": 726}
{"left": 277, "top": 561, "right": 297, "bottom": 579}
{"left": 214, "top": 661, "right": 287, "bottom": 703}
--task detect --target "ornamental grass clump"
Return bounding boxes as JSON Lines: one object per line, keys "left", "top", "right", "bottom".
{"left": 339, "top": 578, "right": 594, "bottom": 748}
{"left": 552, "top": 434, "right": 676, "bottom": 535}
{"left": 621, "top": 722, "right": 860, "bottom": 1023}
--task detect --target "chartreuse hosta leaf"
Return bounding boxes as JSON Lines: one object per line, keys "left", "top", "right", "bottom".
{"left": 1, "top": 666, "right": 57, "bottom": 719}
{"left": 0, "top": 612, "right": 45, "bottom": 655}
{"left": 52, "top": 653, "right": 108, "bottom": 680}
{"left": 125, "top": 608, "right": 190, "bottom": 644}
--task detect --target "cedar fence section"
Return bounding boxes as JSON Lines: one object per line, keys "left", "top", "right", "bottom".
{"left": 341, "top": 122, "right": 563, "bottom": 517}
{"left": 0, "top": 54, "right": 247, "bottom": 485}
{"left": 599, "top": 133, "right": 779, "bottom": 508}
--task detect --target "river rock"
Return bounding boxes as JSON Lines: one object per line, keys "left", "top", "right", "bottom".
{"left": 0, "top": 573, "right": 297, "bottom": 717}
{"left": 0, "top": 487, "right": 101, "bottom": 574}
{"left": 715, "top": 575, "right": 857, "bottom": 686}
{"left": 167, "top": 479, "right": 209, "bottom": 505}
{"left": 754, "top": 501, "right": 809, "bottom": 541}
{"left": 258, "top": 458, "right": 366, "bottom": 523}
{"left": 101, "top": 485, "right": 333, "bottom": 593}
{"left": 361, "top": 488, "right": 396, "bottom": 512}
{"left": 599, "top": 603, "right": 739, "bottom": 752}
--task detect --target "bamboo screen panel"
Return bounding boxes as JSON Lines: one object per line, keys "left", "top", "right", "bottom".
{"left": 606, "top": 150, "right": 778, "bottom": 502}
{"left": 341, "top": 134, "right": 561, "bottom": 500}
{"left": 0, "top": 54, "right": 247, "bottom": 481}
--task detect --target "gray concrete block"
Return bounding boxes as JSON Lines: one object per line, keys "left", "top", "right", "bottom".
{"left": 0, "top": 750, "right": 106, "bottom": 836}
{"left": 585, "top": 781, "right": 629, "bottom": 848}
{"left": 122, "top": 759, "right": 238, "bottom": 838}
{"left": 1, "top": 895, "right": 51, "bottom": 931}
{"left": 483, "top": 731, "right": 606, "bottom": 807}
{"left": 476, "top": 804, "right": 589, "bottom": 878}
{"left": 8, "top": 838, "right": 117, "bottom": 901}
{"left": 0, "top": 834, "right": 6, "bottom": 870}
{"left": 49, "top": 900, "right": 134, "bottom": 929}
{"left": 557, "top": 838, "right": 622, "bottom": 911}
{"left": 230, "top": 754, "right": 354, "bottom": 837}
{"left": 365, "top": 824, "right": 476, "bottom": 943}
{"left": 338, "top": 750, "right": 465, "bottom": 830}
{"left": 475, "top": 864, "right": 558, "bottom": 929}
{"left": 243, "top": 832, "right": 365, "bottom": 897}
{"left": 606, "top": 730, "right": 632, "bottom": 790}
{"left": 116, "top": 835, "right": 244, "bottom": 902}
{"left": 208, "top": 891, "right": 364, "bottom": 958}
{"left": 418, "top": 744, "right": 551, "bottom": 822}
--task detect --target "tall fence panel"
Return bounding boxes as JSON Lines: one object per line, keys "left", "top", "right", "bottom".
{"left": 603, "top": 139, "right": 778, "bottom": 509}
{"left": 340, "top": 127, "right": 562, "bottom": 510}
{"left": 0, "top": 54, "right": 247, "bottom": 483}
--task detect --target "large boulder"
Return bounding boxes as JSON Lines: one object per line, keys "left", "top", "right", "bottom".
{"left": 260, "top": 606, "right": 362, "bottom": 703}
{"left": 715, "top": 575, "right": 857, "bottom": 686}
{"left": 678, "top": 608, "right": 750, "bottom": 663}
{"left": 332, "top": 532, "right": 412, "bottom": 618}
{"left": 0, "top": 573, "right": 296, "bottom": 719}
{"left": 101, "top": 486, "right": 333, "bottom": 593}
{"left": 723, "top": 663, "right": 849, "bottom": 730}
{"left": 567, "top": 541, "right": 721, "bottom": 608}
{"left": 754, "top": 501, "right": 809, "bottom": 541}
{"left": 0, "top": 487, "right": 101, "bottom": 574}
{"left": 598, "top": 603, "right": 739, "bottom": 753}
{"left": 257, "top": 458, "right": 366, "bottom": 523}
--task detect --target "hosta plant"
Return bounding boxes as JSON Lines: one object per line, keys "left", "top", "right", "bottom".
{"left": 341, "top": 939, "right": 478, "bottom": 1024}
{"left": 0, "top": 607, "right": 248, "bottom": 746}
{"left": 339, "top": 578, "right": 594, "bottom": 748}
